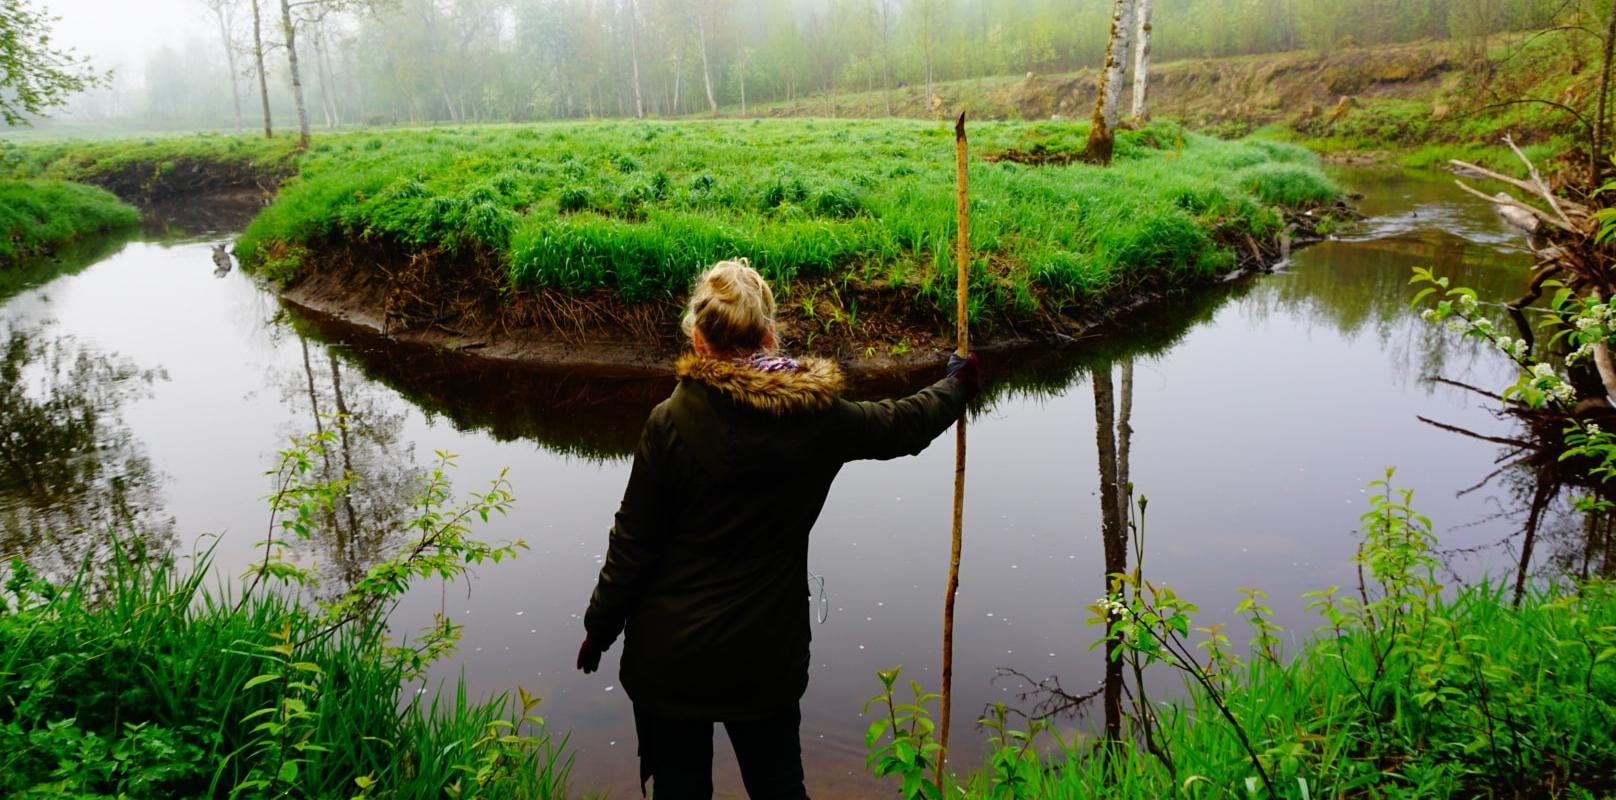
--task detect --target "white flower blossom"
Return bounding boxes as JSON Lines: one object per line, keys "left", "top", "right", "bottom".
{"left": 1514, "top": 341, "right": 1530, "bottom": 360}
{"left": 1554, "top": 383, "right": 1577, "bottom": 402}
{"left": 1446, "top": 318, "right": 1467, "bottom": 334}
{"left": 1421, "top": 309, "right": 1438, "bottom": 322}
{"left": 1588, "top": 423, "right": 1604, "bottom": 437}
{"left": 1578, "top": 317, "right": 1600, "bottom": 334}
{"left": 1532, "top": 363, "right": 1556, "bottom": 380}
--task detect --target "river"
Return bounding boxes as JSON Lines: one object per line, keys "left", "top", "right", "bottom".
{"left": 0, "top": 168, "right": 1546, "bottom": 796}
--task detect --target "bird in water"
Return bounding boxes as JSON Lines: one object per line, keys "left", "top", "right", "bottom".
{"left": 212, "top": 243, "right": 232, "bottom": 277}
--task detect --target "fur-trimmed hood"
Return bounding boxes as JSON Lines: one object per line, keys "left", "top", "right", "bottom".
{"left": 673, "top": 353, "right": 844, "bottom": 414}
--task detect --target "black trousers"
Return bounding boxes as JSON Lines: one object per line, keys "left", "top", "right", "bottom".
{"left": 633, "top": 703, "right": 810, "bottom": 800}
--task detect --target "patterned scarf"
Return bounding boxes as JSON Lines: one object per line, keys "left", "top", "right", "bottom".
{"left": 740, "top": 352, "right": 801, "bottom": 374}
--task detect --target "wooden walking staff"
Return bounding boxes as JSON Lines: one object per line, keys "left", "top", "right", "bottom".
{"left": 937, "top": 110, "right": 970, "bottom": 788}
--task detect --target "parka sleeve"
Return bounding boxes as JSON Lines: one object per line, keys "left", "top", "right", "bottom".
{"left": 834, "top": 375, "right": 970, "bottom": 463}
{"left": 581, "top": 412, "right": 669, "bottom": 651}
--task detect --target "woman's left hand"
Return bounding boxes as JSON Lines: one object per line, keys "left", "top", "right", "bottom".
{"left": 577, "top": 637, "right": 603, "bottom": 674}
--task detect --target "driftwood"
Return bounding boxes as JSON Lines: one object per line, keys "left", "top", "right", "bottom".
{"left": 1452, "top": 135, "right": 1586, "bottom": 235}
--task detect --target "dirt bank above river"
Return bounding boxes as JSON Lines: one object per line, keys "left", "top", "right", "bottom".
{"left": 276, "top": 208, "right": 1330, "bottom": 377}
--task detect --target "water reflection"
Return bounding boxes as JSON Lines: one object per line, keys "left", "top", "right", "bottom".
{"left": 276, "top": 336, "right": 424, "bottom": 595}
{"left": 279, "top": 309, "right": 669, "bottom": 461}
{"left": 0, "top": 320, "right": 173, "bottom": 580}
{"left": 0, "top": 232, "right": 137, "bottom": 302}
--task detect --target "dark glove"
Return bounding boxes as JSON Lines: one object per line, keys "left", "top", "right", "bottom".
{"left": 577, "top": 637, "right": 604, "bottom": 674}
{"left": 946, "top": 351, "right": 980, "bottom": 399}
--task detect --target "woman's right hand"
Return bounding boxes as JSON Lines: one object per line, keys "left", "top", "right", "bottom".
{"left": 947, "top": 352, "right": 980, "bottom": 398}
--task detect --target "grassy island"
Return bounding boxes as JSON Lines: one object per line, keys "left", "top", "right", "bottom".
{"left": 232, "top": 119, "right": 1335, "bottom": 327}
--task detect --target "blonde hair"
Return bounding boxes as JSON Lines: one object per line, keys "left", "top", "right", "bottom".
{"left": 682, "top": 258, "right": 776, "bottom": 355}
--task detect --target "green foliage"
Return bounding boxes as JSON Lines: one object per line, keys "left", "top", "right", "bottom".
{"left": 0, "top": 0, "right": 107, "bottom": 126}
{"left": 0, "top": 179, "right": 138, "bottom": 266}
{"left": 863, "top": 667, "right": 946, "bottom": 800}
{"left": 874, "top": 475, "right": 1616, "bottom": 798}
{"left": 0, "top": 425, "right": 569, "bottom": 799}
{"left": 223, "top": 119, "right": 1335, "bottom": 317}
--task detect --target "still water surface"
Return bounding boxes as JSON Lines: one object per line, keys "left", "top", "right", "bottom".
{"left": 0, "top": 168, "right": 1538, "bottom": 796}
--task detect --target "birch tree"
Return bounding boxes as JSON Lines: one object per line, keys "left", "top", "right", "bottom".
{"left": 626, "top": 0, "right": 645, "bottom": 118}
{"left": 279, "top": 0, "right": 312, "bottom": 147}
{"left": 695, "top": 2, "right": 718, "bottom": 114}
{"left": 1084, "top": 0, "right": 1136, "bottom": 165}
{"left": 201, "top": 0, "right": 245, "bottom": 132}
{"left": 1131, "top": 0, "right": 1152, "bottom": 122}
{"left": 250, "top": 0, "right": 273, "bottom": 137}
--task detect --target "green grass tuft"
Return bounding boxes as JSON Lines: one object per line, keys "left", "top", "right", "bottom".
{"left": 0, "top": 179, "right": 139, "bottom": 266}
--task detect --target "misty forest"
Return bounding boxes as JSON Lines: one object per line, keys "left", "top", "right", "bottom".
{"left": 5, "top": 0, "right": 1616, "bottom": 797}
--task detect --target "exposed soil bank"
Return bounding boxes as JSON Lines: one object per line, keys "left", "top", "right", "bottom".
{"left": 84, "top": 157, "right": 290, "bottom": 207}
{"left": 277, "top": 210, "right": 1332, "bottom": 377}
{"left": 754, "top": 41, "right": 1455, "bottom": 130}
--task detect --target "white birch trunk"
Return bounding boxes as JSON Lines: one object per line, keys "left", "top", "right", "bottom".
{"left": 279, "top": 0, "right": 311, "bottom": 148}
{"left": 210, "top": 1, "right": 244, "bottom": 132}
{"left": 627, "top": 0, "right": 645, "bottom": 119}
{"left": 1131, "top": 0, "right": 1152, "bottom": 122}
{"left": 1084, "top": 0, "right": 1136, "bottom": 165}
{"left": 698, "top": 12, "right": 718, "bottom": 115}
{"left": 251, "top": 0, "right": 272, "bottom": 137}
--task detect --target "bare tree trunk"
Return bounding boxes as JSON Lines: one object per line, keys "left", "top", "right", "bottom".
{"left": 923, "top": 0, "right": 935, "bottom": 105}
{"left": 311, "top": 23, "right": 336, "bottom": 129}
{"left": 627, "top": 0, "right": 645, "bottom": 118}
{"left": 1093, "top": 367, "right": 1125, "bottom": 743}
{"left": 671, "top": 56, "right": 682, "bottom": 116}
{"left": 279, "top": 0, "right": 311, "bottom": 148}
{"left": 322, "top": 25, "right": 343, "bottom": 127}
{"left": 251, "top": 0, "right": 273, "bottom": 137}
{"left": 209, "top": 0, "right": 244, "bottom": 132}
{"left": 1085, "top": 0, "right": 1136, "bottom": 164}
{"left": 880, "top": 0, "right": 892, "bottom": 116}
{"left": 697, "top": 12, "right": 718, "bottom": 114}
{"left": 1593, "top": 7, "right": 1616, "bottom": 189}
{"left": 1130, "top": 0, "right": 1152, "bottom": 123}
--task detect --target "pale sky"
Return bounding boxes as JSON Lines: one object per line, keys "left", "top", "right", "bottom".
{"left": 42, "top": 0, "right": 216, "bottom": 75}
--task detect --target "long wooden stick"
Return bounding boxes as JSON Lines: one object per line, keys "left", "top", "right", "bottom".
{"left": 937, "top": 110, "right": 969, "bottom": 790}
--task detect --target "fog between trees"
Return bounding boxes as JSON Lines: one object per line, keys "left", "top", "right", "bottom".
{"left": 25, "top": 0, "right": 1571, "bottom": 131}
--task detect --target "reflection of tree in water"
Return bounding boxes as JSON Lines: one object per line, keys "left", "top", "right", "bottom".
{"left": 0, "top": 321, "right": 173, "bottom": 581}
{"left": 995, "top": 355, "right": 1138, "bottom": 739}
{"left": 1444, "top": 438, "right": 1616, "bottom": 588}
{"left": 277, "top": 337, "right": 424, "bottom": 597}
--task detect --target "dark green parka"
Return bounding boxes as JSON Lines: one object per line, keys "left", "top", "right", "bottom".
{"left": 582, "top": 353, "right": 971, "bottom": 720}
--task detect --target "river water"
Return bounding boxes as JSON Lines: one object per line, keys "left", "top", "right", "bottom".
{"left": 0, "top": 168, "right": 1544, "bottom": 796}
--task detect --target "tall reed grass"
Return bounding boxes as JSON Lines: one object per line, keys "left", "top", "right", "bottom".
{"left": 0, "top": 541, "right": 571, "bottom": 799}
